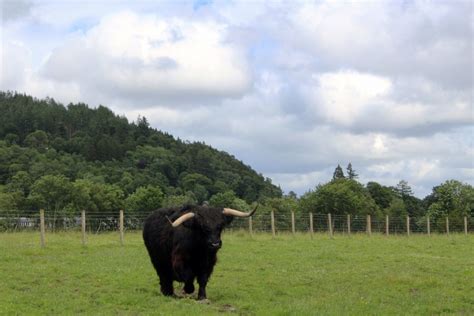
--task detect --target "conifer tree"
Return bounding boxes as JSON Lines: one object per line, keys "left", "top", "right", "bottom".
{"left": 332, "top": 164, "right": 345, "bottom": 180}
{"left": 346, "top": 162, "right": 358, "bottom": 180}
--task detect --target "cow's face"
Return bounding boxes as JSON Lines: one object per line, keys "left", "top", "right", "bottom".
{"left": 178, "top": 208, "right": 231, "bottom": 250}
{"left": 169, "top": 205, "right": 258, "bottom": 250}
{"left": 194, "top": 211, "right": 234, "bottom": 250}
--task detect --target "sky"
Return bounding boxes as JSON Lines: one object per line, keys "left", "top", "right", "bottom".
{"left": 0, "top": 0, "right": 473, "bottom": 198}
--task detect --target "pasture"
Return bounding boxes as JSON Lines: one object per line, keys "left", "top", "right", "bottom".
{"left": 0, "top": 232, "right": 473, "bottom": 315}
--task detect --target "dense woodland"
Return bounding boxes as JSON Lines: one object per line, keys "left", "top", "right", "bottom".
{"left": 0, "top": 92, "right": 472, "bottom": 228}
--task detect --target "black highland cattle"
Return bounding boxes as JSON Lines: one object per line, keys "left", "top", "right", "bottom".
{"left": 143, "top": 204, "right": 258, "bottom": 300}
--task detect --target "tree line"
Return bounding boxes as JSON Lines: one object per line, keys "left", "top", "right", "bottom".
{"left": 0, "top": 92, "right": 472, "bottom": 230}
{"left": 298, "top": 164, "right": 473, "bottom": 229}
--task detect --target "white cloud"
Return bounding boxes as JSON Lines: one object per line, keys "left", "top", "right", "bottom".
{"left": 302, "top": 70, "right": 473, "bottom": 134}
{"left": 310, "top": 70, "right": 392, "bottom": 126}
{"left": 40, "top": 11, "right": 251, "bottom": 106}
{"left": 1, "top": 0, "right": 32, "bottom": 22}
{"left": 0, "top": 37, "right": 82, "bottom": 102}
{"left": 287, "top": 1, "right": 472, "bottom": 88}
{"left": 373, "top": 135, "right": 388, "bottom": 155}
{"left": 0, "top": 40, "right": 30, "bottom": 88}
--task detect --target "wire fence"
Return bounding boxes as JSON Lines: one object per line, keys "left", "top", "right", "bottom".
{"left": 0, "top": 209, "right": 472, "bottom": 236}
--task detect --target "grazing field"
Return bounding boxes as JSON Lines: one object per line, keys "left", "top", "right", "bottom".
{"left": 0, "top": 232, "right": 473, "bottom": 315}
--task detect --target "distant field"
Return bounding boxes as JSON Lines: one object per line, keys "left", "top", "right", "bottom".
{"left": 0, "top": 232, "right": 473, "bottom": 315}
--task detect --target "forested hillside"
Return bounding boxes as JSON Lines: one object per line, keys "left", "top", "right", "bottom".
{"left": 0, "top": 91, "right": 281, "bottom": 214}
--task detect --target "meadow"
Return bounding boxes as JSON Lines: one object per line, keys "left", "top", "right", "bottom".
{"left": 0, "top": 232, "right": 473, "bottom": 315}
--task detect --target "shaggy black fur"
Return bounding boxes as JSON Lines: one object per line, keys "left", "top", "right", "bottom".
{"left": 143, "top": 205, "right": 233, "bottom": 300}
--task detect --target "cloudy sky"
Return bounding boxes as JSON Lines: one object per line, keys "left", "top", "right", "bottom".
{"left": 1, "top": 0, "right": 473, "bottom": 197}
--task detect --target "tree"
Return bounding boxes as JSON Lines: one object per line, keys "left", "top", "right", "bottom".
{"left": 8, "top": 171, "right": 32, "bottom": 193}
{"left": 179, "top": 173, "right": 212, "bottom": 203}
{"left": 286, "top": 191, "right": 298, "bottom": 199}
{"left": 70, "top": 179, "right": 97, "bottom": 213}
{"left": 366, "top": 181, "right": 393, "bottom": 210}
{"left": 5, "top": 133, "right": 19, "bottom": 145}
{"left": 395, "top": 180, "right": 413, "bottom": 198}
{"left": 193, "top": 148, "right": 216, "bottom": 179}
{"left": 24, "top": 130, "right": 49, "bottom": 152}
{"left": 230, "top": 197, "right": 251, "bottom": 212}
{"left": 192, "top": 184, "right": 209, "bottom": 204}
{"left": 332, "top": 164, "right": 345, "bottom": 180}
{"left": 0, "top": 191, "right": 17, "bottom": 211}
{"left": 6, "top": 171, "right": 33, "bottom": 210}
{"left": 180, "top": 173, "right": 212, "bottom": 192}
{"left": 136, "top": 116, "right": 150, "bottom": 138}
{"left": 28, "top": 175, "right": 73, "bottom": 227}
{"left": 427, "top": 180, "right": 474, "bottom": 220}
{"left": 96, "top": 135, "right": 121, "bottom": 161}
{"left": 126, "top": 186, "right": 164, "bottom": 216}
{"left": 91, "top": 183, "right": 125, "bottom": 214}
{"left": 162, "top": 192, "right": 197, "bottom": 208}
{"left": 346, "top": 163, "right": 358, "bottom": 180}
{"left": 394, "top": 180, "right": 423, "bottom": 217}
{"left": 69, "top": 179, "right": 124, "bottom": 216}
{"left": 209, "top": 191, "right": 237, "bottom": 208}
{"left": 299, "top": 179, "right": 379, "bottom": 217}
{"left": 387, "top": 198, "right": 407, "bottom": 217}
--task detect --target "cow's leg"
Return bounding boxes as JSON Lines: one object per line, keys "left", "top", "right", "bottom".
{"left": 183, "top": 280, "right": 195, "bottom": 294}
{"left": 179, "top": 267, "right": 195, "bottom": 294}
{"left": 149, "top": 255, "right": 175, "bottom": 297}
{"left": 159, "top": 276, "right": 174, "bottom": 296}
{"left": 196, "top": 274, "right": 209, "bottom": 300}
{"left": 172, "top": 254, "right": 195, "bottom": 295}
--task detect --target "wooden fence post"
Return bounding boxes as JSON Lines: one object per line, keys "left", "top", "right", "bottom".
{"left": 309, "top": 212, "right": 314, "bottom": 239}
{"left": 347, "top": 214, "right": 351, "bottom": 235}
{"left": 248, "top": 216, "right": 253, "bottom": 235}
{"left": 81, "top": 210, "right": 86, "bottom": 246}
{"left": 385, "top": 215, "right": 389, "bottom": 236}
{"left": 271, "top": 210, "right": 276, "bottom": 238}
{"left": 291, "top": 211, "right": 295, "bottom": 236}
{"left": 446, "top": 217, "right": 449, "bottom": 235}
{"left": 119, "top": 210, "right": 124, "bottom": 245}
{"left": 406, "top": 216, "right": 410, "bottom": 236}
{"left": 465, "top": 216, "right": 468, "bottom": 235}
{"left": 328, "top": 213, "right": 333, "bottom": 238}
{"left": 427, "top": 216, "right": 431, "bottom": 236}
{"left": 367, "top": 215, "right": 371, "bottom": 236}
{"left": 40, "top": 209, "right": 45, "bottom": 248}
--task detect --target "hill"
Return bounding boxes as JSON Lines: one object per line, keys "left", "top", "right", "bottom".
{"left": 0, "top": 91, "right": 281, "bottom": 213}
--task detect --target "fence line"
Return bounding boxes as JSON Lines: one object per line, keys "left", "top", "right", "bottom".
{"left": 0, "top": 210, "right": 472, "bottom": 246}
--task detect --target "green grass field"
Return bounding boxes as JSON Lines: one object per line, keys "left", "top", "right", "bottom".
{"left": 0, "top": 232, "right": 473, "bottom": 315}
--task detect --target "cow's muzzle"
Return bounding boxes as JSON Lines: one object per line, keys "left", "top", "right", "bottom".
{"left": 209, "top": 240, "right": 222, "bottom": 250}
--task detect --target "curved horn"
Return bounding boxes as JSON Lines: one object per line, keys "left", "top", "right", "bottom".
{"left": 222, "top": 204, "right": 259, "bottom": 217}
{"left": 170, "top": 212, "right": 195, "bottom": 227}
